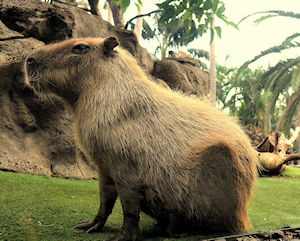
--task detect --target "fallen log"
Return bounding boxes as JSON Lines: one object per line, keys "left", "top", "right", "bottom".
{"left": 258, "top": 152, "right": 300, "bottom": 175}
{"left": 257, "top": 130, "right": 300, "bottom": 175}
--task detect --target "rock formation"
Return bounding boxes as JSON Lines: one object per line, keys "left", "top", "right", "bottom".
{"left": 0, "top": 0, "right": 210, "bottom": 178}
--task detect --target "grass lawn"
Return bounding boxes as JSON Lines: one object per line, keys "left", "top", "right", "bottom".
{"left": 0, "top": 167, "right": 299, "bottom": 241}
{"left": 282, "top": 165, "right": 300, "bottom": 178}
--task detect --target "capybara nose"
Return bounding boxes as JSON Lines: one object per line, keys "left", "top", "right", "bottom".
{"left": 26, "top": 57, "right": 36, "bottom": 66}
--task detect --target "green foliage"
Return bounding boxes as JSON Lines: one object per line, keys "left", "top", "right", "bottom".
{"left": 121, "top": 0, "right": 237, "bottom": 55}
{"left": 280, "top": 91, "right": 300, "bottom": 134}
{"left": 239, "top": 10, "right": 300, "bottom": 25}
{"left": 187, "top": 48, "right": 209, "bottom": 69}
{"left": 187, "top": 48, "right": 209, "bottom": 59}
{"left": 261, "top": 57, "right": 300, "bottom": 134}
{"left": 216, "top": 63, "right": 266, "bottom": 128}
{"left": 130, "top": 12, "right": 200, "bottom": 58}
{"left": 215, "top": 26, "right": 221, "bottom": 38}
{"left": 216, "top": 58, "right": 300, "bottom": 135}
{"left": 1, "top": 170, "right": 300, "bottom": 240}
{"left": 156, "top": 0, "right": 237, "bottom": 43}
{"left": 237, "top": 10, "right": 300, "bottom": 135}
{"left": 112, "top": 0, "right": 142, "bottom": 13}
{"left": 237, "top": 33, "right": 300, "bottom": 73}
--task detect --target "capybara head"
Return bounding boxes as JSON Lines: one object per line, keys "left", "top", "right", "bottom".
{"left": 24, "top": 37, "right": 119, "bottom": 104}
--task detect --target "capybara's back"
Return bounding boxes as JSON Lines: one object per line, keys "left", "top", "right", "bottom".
{"left": 24, "top": 37, "right": 258, "bottom": 239}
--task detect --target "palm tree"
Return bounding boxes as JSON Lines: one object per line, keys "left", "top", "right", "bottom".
{"left": 238, "top": 10, "right": 300, "bottom": 136}
{"left": 134, "top": 2, "right": 143, "bottom": 42}
{"left": 216, "top": 64, "right": 266, "bottom": 129}
{"left": 260, "top": 57, "right": 300, "bottom": 135}
{"left": 209, "top": 14, "right": 216, "bottom": 104}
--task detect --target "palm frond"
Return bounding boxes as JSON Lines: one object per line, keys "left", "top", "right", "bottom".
{"left": 263, "top": 57, "right": 300, "bottom": 91}
{"left": 261, "top": 57, "right": 300, "bottom": 134}
{"left": 278, "top": 90, "right": 300, "bottom": 134}
{"left": 198, "top": 61, "right": 208, "bottom": 70}
{"left": 291, "top": 60, "right": 300, "bottom": 91}
{"left": 253, "top": 14, "right": 278, "bottom": 25}
{"left": 236, "top": 33, "right": 300, "bottom": 78}
{"left": 239, "top": 10, "right": 300, "bottom": 25}
{"left": 187, "top": 48, "right": 209, "bottom": 60}
{"left": 269, "top": 72, "right": 292, "bottom": 116}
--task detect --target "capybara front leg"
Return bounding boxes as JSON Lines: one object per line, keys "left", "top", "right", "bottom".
{"left": 75, "top": 173, "right": 117, "bottom": 233}
{"left": 104, "top": 185, "right": 143, "bottom": 241}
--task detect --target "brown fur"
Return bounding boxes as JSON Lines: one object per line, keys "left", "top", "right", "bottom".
{"left": 24, "top": 37, "right": 258, "bottom": 240}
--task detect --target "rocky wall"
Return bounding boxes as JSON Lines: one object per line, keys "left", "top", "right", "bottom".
{"left": 0, "top": 0, "right": 209, "bottom": 178}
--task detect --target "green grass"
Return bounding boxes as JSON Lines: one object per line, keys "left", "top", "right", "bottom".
{"left": 0, "top": 167, "right": 299, "bottom": 241}
{"left": 282, "top": 166, "right": 300, "bottom": 178}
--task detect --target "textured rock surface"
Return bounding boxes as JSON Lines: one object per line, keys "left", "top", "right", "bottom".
{"left": 0, "top": 0, "right": 209, "bottom": 179}
{"left": 152, "top": 57, "right": 210, "bottom": 96}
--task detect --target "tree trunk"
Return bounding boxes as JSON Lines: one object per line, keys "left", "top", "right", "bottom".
{"left": 209, "top": 14, "right": 216, "bottom": 104}
{"left": 161, "top": 26, "right": 168, "bottom": 59}
{"left": 107, "top": 5, "right": 113, "bottom": 24}
{"left": 107, "top": 0, "right": 124, "bottom": 28}
{"left": 296, "top": 103, "right": 300, "bottom": 152}
{"left": 88, "top": 0, "right": 101, "bottom": 16}
{"left": 134, "top": 4, "right": 143, "bottom": 42}
{"left": 65, "top": 0, "right": 77, "bottom": 4}
{"left": 275, "top": 91, "right": 300, "bottom": 132}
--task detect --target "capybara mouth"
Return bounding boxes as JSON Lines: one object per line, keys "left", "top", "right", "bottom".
{"left": 28, "top": 79, "right": 39, "bottom": 90}
{"left": 25, "top": 71, "right": 41, "bottom": 89}
{"left": 24, "top": 56, "right": 45, "bottom": 91}
{"left": 24, "top": 68, "right": 50, "bottom": 94}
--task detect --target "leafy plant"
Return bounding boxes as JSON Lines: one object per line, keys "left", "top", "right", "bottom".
{"left": 113, "top": 0, "right": 143, "bottom": 13}
{"left": 187, "top": 48, "right": 209, "bottom": 69}
{"left": 116, "top": 0, "right": 237, "bottom": 48}
{"left": 237, "top": 10, "right": 300, "bottom": 135}
{"left": 156, "top": 0, "right": 238, "bottom": 44}
{"left": 216, "top": 63, "right": 266, "bottom": 128}
{"left": 128, "top": 12, "right": 202, "bottom": 58}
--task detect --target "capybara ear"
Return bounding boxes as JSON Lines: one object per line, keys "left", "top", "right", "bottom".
{"left": 103, "top": 37, "right": 119, "bottom": 57}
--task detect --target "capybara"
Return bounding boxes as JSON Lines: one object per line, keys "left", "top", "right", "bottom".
{"left": 24, "top": 37, "right": 258, "bottom": 241}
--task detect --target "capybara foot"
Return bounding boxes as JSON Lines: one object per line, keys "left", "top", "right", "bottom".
{"left": 104, "top": 232, "right": 139, "bottom": 241}
{"left": 167, "top": 226, "right": 185, "bottom": 238}
{"left": 150, "top": 223, "right": 169, "bottom": 237}
{"left": 75, "top": 218, "right": 104, "bottom": 233}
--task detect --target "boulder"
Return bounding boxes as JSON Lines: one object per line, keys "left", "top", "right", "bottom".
{"left": 0, "top": 0, "right": 155, "bottom": 73}
{"left": 0, "top": 0, "right": 209, "bottom": 178}
{"left": 152, "top": 57, "right": 210, "bottom": 96}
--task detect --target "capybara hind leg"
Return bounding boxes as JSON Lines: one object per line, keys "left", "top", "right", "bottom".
{"left": 166, "top": 213, "right": 190, "bottom": 238}
{"left": 150, "top": 219, "right": 169, "bottom": 237}
{"left": 105, "top": 185, "right": 143, "bottom": 241}
{"left": 166, "top": 214, "right": 183, "bottom": 237}
{"left": 75, "top": 173, "right": 117, "bottom": 233}
{"left": 198, "top": 143, "right": 253, "bottom": 233}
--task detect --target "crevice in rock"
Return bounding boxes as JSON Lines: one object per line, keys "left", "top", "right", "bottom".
{"left": 0, "top": 36, "right": 28, "bottom": 41}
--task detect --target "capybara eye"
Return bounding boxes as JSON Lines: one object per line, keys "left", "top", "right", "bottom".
{"left": 72, "top": 44, "right": 90, "bottom": 54}
{"left": 27, "top": 57, "right": 36, "bottom": 65}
